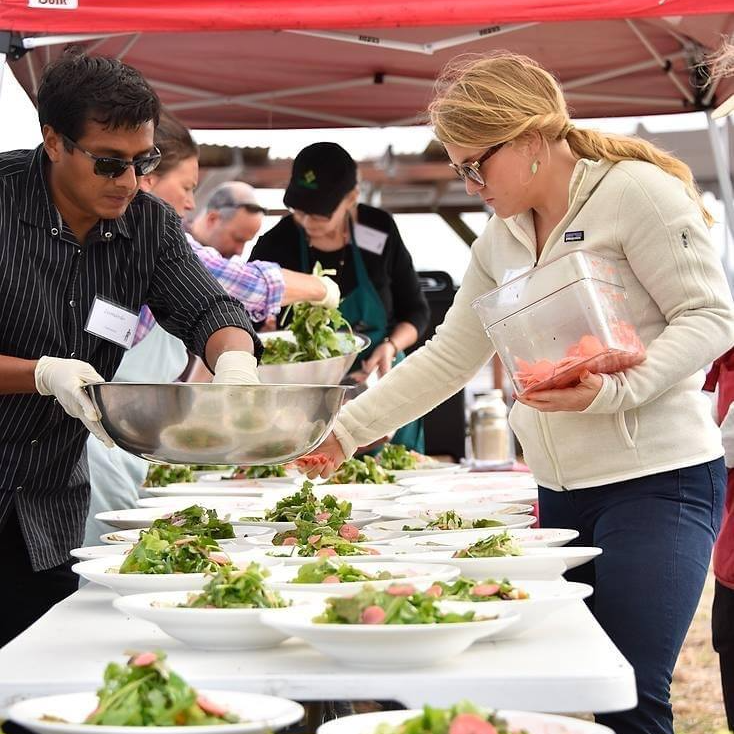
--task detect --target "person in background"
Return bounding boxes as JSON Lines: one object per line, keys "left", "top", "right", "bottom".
{"left": 702, "top": 41, "right": 734, "bottom": 734}
{"left": 250, "top": 142, "right": 430, "bottom": 451}
{"left": 190, "top": 182, "right": 265, "bottom": 258}
{"left": 299, "top": 53, "right": 734, "bottom": 734}
{"left": 84, "top": 112, "right": 339, "bottom": 545}
{"left": 0, "top": 50, "right": 261, "bottom": 646}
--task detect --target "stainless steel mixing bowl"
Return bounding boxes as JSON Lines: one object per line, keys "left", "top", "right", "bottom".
{"left": 85, "top": 382, "right": 346, "bottom": 465}
{"left": 258, "top": 331, "right": 370, "bottom": 385}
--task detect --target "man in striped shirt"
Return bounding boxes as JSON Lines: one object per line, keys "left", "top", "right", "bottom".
{"left": 0, "top": 50, "right": 262, "bottom": 645}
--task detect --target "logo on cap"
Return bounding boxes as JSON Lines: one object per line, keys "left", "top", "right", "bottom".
{"left": 298, "top": 170, "right": 318, "bottom": 190}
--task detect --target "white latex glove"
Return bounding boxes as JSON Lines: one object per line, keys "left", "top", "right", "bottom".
{"left": 212, "top": 351, "right": 261, "bottom": 385}
{"left": 310, "top": 275, "right": 340, "bottom": 309}
{"left": 34, "top": 356, "right": 114, "bottom": 448}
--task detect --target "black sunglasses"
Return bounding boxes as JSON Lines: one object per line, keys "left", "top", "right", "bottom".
{"left": 63, "top": 135, "right": 162, "bottom": 179}
{"left": 448, "top": 142, "right": 505, "bottom": 187}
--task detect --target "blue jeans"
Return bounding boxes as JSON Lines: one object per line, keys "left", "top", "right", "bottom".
{"left": 539, "top": 459, "right": 725, "bottom": 734}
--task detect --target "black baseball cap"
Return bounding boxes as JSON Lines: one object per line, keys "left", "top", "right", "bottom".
{"left": 284, "top": 142, "right": 357, "bottom": 218}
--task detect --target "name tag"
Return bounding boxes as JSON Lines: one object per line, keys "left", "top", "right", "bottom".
{"left": 354, "top": 223, "right": 388, "bottom": 256}
{"left": 84, "top": 296, "right": 139, "bottom": 349}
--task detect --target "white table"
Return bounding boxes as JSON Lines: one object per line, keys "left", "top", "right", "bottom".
{"left": 0, "top": 584, "right": 636, "bottom": 715}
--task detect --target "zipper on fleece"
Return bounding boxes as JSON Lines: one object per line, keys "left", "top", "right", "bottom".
{"left": 536, "top": 411, "right": 566, "bottom": 490}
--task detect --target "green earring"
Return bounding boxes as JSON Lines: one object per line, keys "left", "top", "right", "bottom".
{"left": 531, "top": 160, "right": 539, "bottom": 175}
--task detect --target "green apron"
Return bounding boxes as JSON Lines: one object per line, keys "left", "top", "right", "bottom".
{"left": 298, "top": 224, "right": 424, "bottom": 453}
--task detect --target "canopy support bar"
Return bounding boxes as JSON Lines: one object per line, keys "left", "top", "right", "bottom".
{"left": 706, "top": 112, "right": 734, "bottom": 255}
{"left": 564, "top": 51, "right": 687, "bottom": 90}
{"left": 22, "top": 33, "right": 129, "bottom": 49}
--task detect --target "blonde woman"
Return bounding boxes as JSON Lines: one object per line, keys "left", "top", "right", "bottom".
{"left": 303, "top": 53, "right": 734, "bottom": 734}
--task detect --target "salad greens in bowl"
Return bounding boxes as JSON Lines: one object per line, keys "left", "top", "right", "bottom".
{"left": 7, "top": 651, "right": 305, "bottom": 732}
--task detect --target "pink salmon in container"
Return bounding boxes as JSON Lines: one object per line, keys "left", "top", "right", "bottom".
{"left": 471, "top": 251, "right": 645, "bottom": 395}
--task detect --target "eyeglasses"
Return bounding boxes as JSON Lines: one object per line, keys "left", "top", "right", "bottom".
{"left": 240, "top": 203, "right": 267, "bottom": 215}
{"left": 448, "top": 143, "right": 504, "bottom": 187}
{"left": 63, "top": 135, "right": 162, "bottom": 179}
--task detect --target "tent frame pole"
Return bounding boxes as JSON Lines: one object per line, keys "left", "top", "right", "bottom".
{"left": 22, "top": 33, "right": 126, "bottom": 49}
{"left": 0, "top": 52, "right": 6, "bottom": 103}
{"left": 706, "top": 112, "right": 734, "bottom": 263}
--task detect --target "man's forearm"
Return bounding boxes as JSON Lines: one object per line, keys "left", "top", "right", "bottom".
{"left": 0, "top": 355, "right": 39, "bottom": 394}
{"left": 281, "top": 269, "right": 327, "bottom": 306}
{"left": 204, "top": 327, "right": 256, "bottom": 371}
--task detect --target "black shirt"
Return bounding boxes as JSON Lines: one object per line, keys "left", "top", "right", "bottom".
{"left": 0, "top": 146, "right": 260, "bottom": 570}
{"left": 250, "top": 204, "right": 430, "bottom": 336}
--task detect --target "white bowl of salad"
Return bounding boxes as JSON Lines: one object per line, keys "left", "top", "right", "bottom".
{"left": 433, "top": 577, "right": 593, "bottom": 640}
{"left": 316, "top": 702, "right": 613, "bottom": 734}
{"left": 73, "top": 548, "right": 281, "bottom": 596}
{"left": 266, "top": 558, "right": 460, "bottom": 595}
{"left": 260, "top": 585, "right": 519, "bottom": 669}
{"left": 7, "top": 651, "right": 304, "bottom": 734}
{"left": 113, "top": 564, "right": 312, "bottom": 650}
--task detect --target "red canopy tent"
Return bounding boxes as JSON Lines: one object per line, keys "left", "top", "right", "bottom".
{"left": 0, "top": 0, "right": 733, "bottom": 232}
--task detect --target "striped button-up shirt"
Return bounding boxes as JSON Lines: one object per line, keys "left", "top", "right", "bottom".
{"left": 0, "top": 146, "right": 261, "bottom": 571}
{"left": 134, "top": 232, "right": 285, "bottom": 345}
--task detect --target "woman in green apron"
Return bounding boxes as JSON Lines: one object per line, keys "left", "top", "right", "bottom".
{"left": 250, "top": 142, "right": 430, "bottom": 452}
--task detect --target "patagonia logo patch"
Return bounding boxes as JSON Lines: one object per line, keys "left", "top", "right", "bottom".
{"left": 564, "top": 230, "right": 584, "bottom": 242}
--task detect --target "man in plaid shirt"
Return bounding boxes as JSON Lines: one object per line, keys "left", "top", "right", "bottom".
{"left": 135, "top": 182, "right": 339, "bottom": 344}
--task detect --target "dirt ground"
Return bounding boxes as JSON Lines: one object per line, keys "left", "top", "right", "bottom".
{"left": 672, "top": 568, "right": 729, "bottom": 734}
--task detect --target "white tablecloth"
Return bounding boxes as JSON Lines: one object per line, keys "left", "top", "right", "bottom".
{"left": 0, "top": 584, "right": 636, "bottom": 715}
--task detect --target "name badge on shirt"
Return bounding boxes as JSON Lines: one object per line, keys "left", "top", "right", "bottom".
{"left": 84, "top": 295, "right": 139, "bottom": 349}
{"left": 353, "top": 223, "right": 388, "bottom": 256}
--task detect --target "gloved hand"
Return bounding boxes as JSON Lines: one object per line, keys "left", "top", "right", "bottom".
{"left": 212, "top": 351, "right": 261, "bottom": 385}
{"left": 34, "top": 356, "right": 114, "bottom": 448}
{"left": 310, "top": 275, "right": 340, "bottom": 309}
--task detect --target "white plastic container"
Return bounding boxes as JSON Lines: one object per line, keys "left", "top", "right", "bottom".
{"left": 472, "top": 251, "right": 645, "bottom": 395}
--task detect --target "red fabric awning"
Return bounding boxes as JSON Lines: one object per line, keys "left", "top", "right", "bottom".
{"left": 2, "top": 1, "right": 732, "bottom": 127}
{"left": 0, "top": 0, "right": 732, "bottom": 32}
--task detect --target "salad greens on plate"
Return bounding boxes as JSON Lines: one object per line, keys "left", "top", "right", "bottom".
{"left": 183, "top": 563, "right": 289, "bottom": 609}
{"left": 143, "top": 464, "right": 195, "bottom": 487}
{"left": 314, "top": 585, "right": 481, "bottom": 625}
{"left": 83, "top": 651, "right": 239, "bottom": 726}
{"left": 230, "top": 464, "right": 287, "bottom": 480}
{"left": 373, "top": 701, "right": 527, "bottom": 734}
{"left": 151, "top": 505, "right": 235, "bottom": 541}
{"left": 291, "top": 558, "right": 401, "bottom": 585}
{"left": 452, "top": 532, "right": 523, "bottom": 559}
{"left": 254, "top": 482, "right": 352, "bottom": 525}
{"left": 402, "top": 511, "right": 505, "bottom": 532}
{"left": 117, "top": 531, "right": 229, "bottom": 575}
{"left": 325, "top": 456, "right": 395, "bottom": 485}
{"left": 428, "top": 577, "right": 529, "bottom": 602}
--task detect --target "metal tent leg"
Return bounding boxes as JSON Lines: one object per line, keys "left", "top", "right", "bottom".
{"left": 706, "top": 111, "right": 734, "bottom": 286}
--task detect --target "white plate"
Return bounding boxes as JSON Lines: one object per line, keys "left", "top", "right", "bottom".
{"left": 367, "top": 505, "right": 535, "bottom": 528}
{"left": 226, "top": 510, "right": 381, "bottom": 534}
{"left": 439, "top": 579, "right": 594, "bottom": 639}
{"left": 362, "top": 521, "right": 574, "bottom": 546}
{"left": 395, "top": 494, "right": 533, "bottom": 514}
{"left": 266, "top": 562, "right": 460, "bottom": 595}
{"left": 145, "top": 481, "right": 293, "bottom": 497}
{"left": 406, "top": 485, "right": 539, "bottom": 505}
{"left": 8, "top": 690, "right": 304, "bottom": 734}
{"left": 398, "top": 547, "right": 601, "bottom": 579}
{"left": 200, "top": 471, "right": 299, "bottom": 484}
{"left": 137, "top": 496, "right": 274, "bottom": 509}
{"left": 113, "top": 590, "right": 315, "bottom": 650}
{"left": 388, "top": 462, "right": 465, "bottom": 480}
{"left": 399, "top": 471, "right": 537, "bottom": 490}
{"left": 94, "top": 506, "right": 274, "bottom": 530}
{"left": 242, "top": 528, "right": 406, "bottom": 549}
{"left": 70, "top": 544, "right": 134, "bottom": 561}
{"left": 316, "top": 708, "right": 613, "bottom": 734}
{"left": 100, "top": 525, "right": 273, "bottom": 545}
{"left": 244, "top": 546, "right": 432, "bottom": 566}
{"left": 72, "top": 553, "right": 282, "bottom": 596}
{"left": 286, "top": 483, "right": 408, "bottom": 501}
{"left": 261, "top": 603, "right": 520, "bottom": 669}
{"left": 386, "top": 527, "right": 578, "bottom": 548}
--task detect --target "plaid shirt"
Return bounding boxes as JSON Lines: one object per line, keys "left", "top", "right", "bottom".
{"left": 134, "top": 232, "right": 284, "bottom": 345}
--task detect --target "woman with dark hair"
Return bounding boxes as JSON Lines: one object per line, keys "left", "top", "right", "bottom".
{"left": 250, "top": 142, "right": 430, "bottom": 451}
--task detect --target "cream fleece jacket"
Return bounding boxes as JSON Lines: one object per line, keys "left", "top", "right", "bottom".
{"left": 333, "top": 158, "right": 734, "bottom": 490}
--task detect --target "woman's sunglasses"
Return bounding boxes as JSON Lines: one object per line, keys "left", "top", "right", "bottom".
{"left": 448, "top": 142, "right": 504, "bottom": 187}
{"left": 63, "top": 135, "right": 162, "bottom": 179}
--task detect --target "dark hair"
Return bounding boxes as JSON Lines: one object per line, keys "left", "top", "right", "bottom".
{"left": 154, "top": 109, "right": 199, "bottom": 176}
{"left": 38, "top": 47, "right": 161, "bottom": 143}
